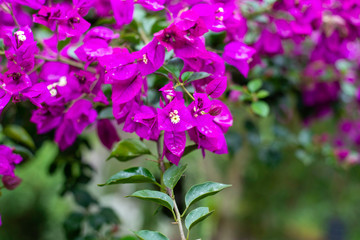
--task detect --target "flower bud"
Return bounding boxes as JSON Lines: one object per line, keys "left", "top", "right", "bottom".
{"left": 209, "top": 105, "right": 222, "bottom": 116}
{"left": 2, "top": 175, "right": 22, "bottom": 190}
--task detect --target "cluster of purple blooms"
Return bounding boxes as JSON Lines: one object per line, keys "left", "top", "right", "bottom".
{"left": 0, "top": 0, "right": 259, "bottom": 207}
{"left": 1, "top": 0, "right": 360, "bottom": 225}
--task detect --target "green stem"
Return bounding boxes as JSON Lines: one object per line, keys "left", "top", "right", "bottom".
{"left": 161, "top": 66, "right": 195, "bottom": 101}
{"left": 138, "top": 26, "right": 150, "bottom": 44}
{"left": 156, "top": 140, "right": 187, "bottom": 240}
{"left": 177, "top": 79, "right": 195, "bottom": 101}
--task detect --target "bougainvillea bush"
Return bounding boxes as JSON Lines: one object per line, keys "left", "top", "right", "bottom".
{"left": 1, "top": 0, "right": 360, "bottom": 239}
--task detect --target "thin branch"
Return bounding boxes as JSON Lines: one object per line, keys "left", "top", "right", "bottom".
{"left": 9, "top": 3, "right": 20, "bottom": 28}
{"left": 34, "top": 55, "right": 97, "bottom": 73}
{"left": 138, "top": 27, "right": 150, "bottom": 44}
{"left": 27, "top": 61, "right": 45, "bottom": 75}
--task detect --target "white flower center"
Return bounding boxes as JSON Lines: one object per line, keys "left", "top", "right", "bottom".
{"left": 217, "top": 7, "right": 224, "bottom": 13}
{"left": 18, "top": 35, "right": 26, "bottom": 41}
{"left": 49, "top": 88, "right": 57, "bottom": 97}
{"left": 58, "top": 76, "right": 67, "bottom": 87}
{"left": 215, "top": 16, "right": 224, "bottom": 21}
{"left": 142, "top": 54, "right": 148, "bottom": 64}
{"left": 169, "top": 110, "right": 180, "bottom": 124}
{"left": 15, "top": 31, "right": 26, "bottom": 41}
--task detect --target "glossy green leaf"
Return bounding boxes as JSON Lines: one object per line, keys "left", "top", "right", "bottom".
{"left": 108, "top": 139, "right": 151, "bottom": 161}
{"left": 185, "top": 182, "right": 231, "bottom": 208}
{"left": 99, "top": 167, "right": 157, "bottom": 186}
{"left": 256, "top": 90, "right": 269, "bottom": 99}
{"left": 128, "top": 190, "right": 174, "bottom": 212}
{"left": 247, "top": 79, "right": 262, "bottom": 92}
{"left": 251, "top": 101, "right": 270, "bottom": 117}
{"left": 163, "top": 164, "right": 187, "bottom": 189}
{"left": 165, "top": 58, "right": 184, "bottom": 78}
{"left": 186, "top": 72, "right": 211, "bottom": 83}
{"left": 135, "top": 230, "right": 169, "bottom": 240}
{"left": 4, "top": 125, "right": 35, "bottom": 149}
{"left": 181, "top": 71, "right": 194, "bottom": 81}
{"left": 185, "top": 207, "right": 214, "bottom": 230}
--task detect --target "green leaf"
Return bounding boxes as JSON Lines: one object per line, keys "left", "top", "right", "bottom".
{"left": 256, "top": 90, "right": 269, "bottom": 99}
{"left": 12, "top": 144, "right": 34, "bottom": 160}
{"left": 251, "top": 101, "right": 270, "bottom": 117}
{"left": 135, "top": 230, "right": 169, "bottom": 240}
{"left": 4, "top": 125, "right": 35, "bottom": 149}
{"left": 185, "top": 207, "right": 214, "bottom": 230}
{"left": 186, "top": 72, "right": 211, "bottom": 83}
{"left": 128, "top": 190, "right": 174, "bottom": 212}
{"left": 119, "top": 236, "right": 138, "bottom": 240}
{"left": 121, "top": 33, "right": 140, "bottom": 44}
{"left": 181, "top": 71, "right": 194, "bottom": 82}
{"left": 163, "top": 164, "right": 187, "bottom": 189}
{"left": 183, "top": 144, "right": 198, "bottom": 157}
{"left": 165, "top": 58, "right": 184, "bottom": 78}
{"left": 108, "top": 139, "right": 151, "bottom": 161}
{"left": 98, "top": 167, "right": 157, "bottom": 186}
{"left": 247, "top": 79, "right": 262, "bottom": 92}
{"left": 185, "top": 182, "right": 231, "bottom": 209}
{"left": 98, "top": 107, "right": 114, "bottom": 119}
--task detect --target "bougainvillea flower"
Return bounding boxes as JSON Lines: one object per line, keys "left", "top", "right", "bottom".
{"left": 223, "top": 41, "right": 256, "bottom": 77}
{"left": 206, "top": 76, "right": 227, "bottom": 98}
{"left": 4, "top": 27, "right": 38, "bottom": 72}
{"left": 188, "top": 127, "right": 227, "bottom": 154}
{"left": 75, "top": 38, "right": 113, "bottom": 69}
{"left": 176, "top": 10, "right": 208, "bottom": 38}
{"left": 137, "top": 0, "right": 165, "bottom": 11}
{"left": 39, "top": 62, "right": 69, "bottom": 82}
{"left": 99, "top": 48, "right": 138, "bottom": 84}
{"left": 55, "top": 99, "right": 97, "bottom": 150}
{"left": 0, "top": 88, "right": 11, "bottom": 114}
{"left": 123, "top": 104, "right": 160, "bottom": 141}
{"left": 12, "top": 0, "right": 45, "bottom": 9}
{"left": 158, "top": 97, "right": 194, "bottom": 132}
{"left": 22, "top": 82, "right": 51, "bottom": 107}
{"left": 33, "top": 5, "right": 63, "bottom": 31}
{"left": 84, "top": 26, "right": 119, "bottom": 43}
{"left": 162, "top": 143, "right": 181, "bottom": 165}
{"left": 111, "top": 0, "right": 134, "bottom": 27}
{"left": 164, "top": 130, "right": 186, "bottom": 157}
{"left": 31, "top": 104, "right": 65, "bottom": 134}
{"left": 0, "top": 145, "right": 22, "bottom": 177}
{"left": 255, "top": 30, "right": 283, "bottom": 55}
{"left": 134, "top": 39, "right": 165, "bottom": 76}
{"left": 1, "top": 65, "right": 32, "bottom": 94}
{"left": 191, "top": 3, "right": 226, "bottom": 32}
{"left": 73, "top": 0, "right": 95, "bottom": 16}
{"left": 97, "top": 119, "right": 120, "bottom": 150}
{"left": 112, "top": 74, "right": 143, "bottom": 105}
{"left": 57, "top": 9, "right": 91, "bottom": 38}
{"left": 212, "top": 99, "right": 233, "bottom": 133}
